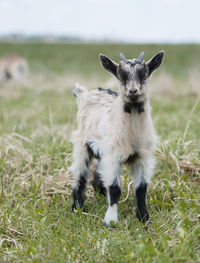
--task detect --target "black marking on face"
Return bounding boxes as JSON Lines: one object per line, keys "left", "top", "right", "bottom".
{"left": 136, "top": 182, "right": 149, "bottom": 223}
{"left": 98, "top": 87, "right": 119, "bottom": 97}
{"left": 136, "top": 64, "right": 148, "bottom": 84}
{"left": 123, "top": 101, "right": 145, "bottom": 114}
{"left": 91, "top": 171, "right": 106, "bottom": 196}
{"left": 118, "top": 65, "right": 130, "bottom": 85}
{"left": 86, "top": 141, "right": 101, "bottom": 160}
{"left": 109, "top": 179, "right": 121, "bottom": 206}
{"left": 119, "top": 59, "right": 148, "bottom": 85}
{"left": 72, "top": 172, "right": 87, "bottom": 211}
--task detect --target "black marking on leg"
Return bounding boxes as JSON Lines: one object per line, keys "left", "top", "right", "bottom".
{"left": 135, "top": 182, "right": 149, "bottom": 223}
{"left": 109, "top": 180, "right": 121, "bottom": 206}
{"left": 92, "top": 171, "right": 106, "bottom": 196}
{"left": 72, "top": 173, "right": 87, "bottom": 211}
{"left": 86, "top": 141, "right": 101, "bottom": 160}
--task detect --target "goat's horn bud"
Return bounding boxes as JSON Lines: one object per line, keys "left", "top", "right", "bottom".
{"left": 120, "top": 53, "right": 127, "bottom": 62}
{"left": 137, "top": 52, "right": 144, "bottom": 62}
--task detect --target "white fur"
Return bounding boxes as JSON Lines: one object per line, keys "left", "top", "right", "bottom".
{"left": 0, "top": 54, "right": 28, "bottom": 82}
{"left": 130, "top": 156, "right": 156, "bottom": 190}
{"left": 103, "top": 204, "right": 118, "bottom": 226}
{"left": 71, "top": 67, "right": 158, "bottom": 226}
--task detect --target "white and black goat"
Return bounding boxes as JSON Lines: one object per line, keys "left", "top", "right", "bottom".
{"left": 70, "top": 50, "right": 164, "bottom": 226}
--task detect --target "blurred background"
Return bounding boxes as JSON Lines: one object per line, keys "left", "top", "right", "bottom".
{"left": 0, "top": 0, "right": 200, "bottom": 138}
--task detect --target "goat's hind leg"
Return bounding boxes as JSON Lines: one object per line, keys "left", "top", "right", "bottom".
{"left": 86, "top": 140, "right": 106, "bottom": 196}
{"left": 71, "top": 170, "right": 88, "bottom": 211}
{"left": 70, "top": 140, "right": 90, "bottom": 211}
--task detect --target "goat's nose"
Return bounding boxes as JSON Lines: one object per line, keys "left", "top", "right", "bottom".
{"left": 129, "top": 89, "right": 138, "bottom": 95}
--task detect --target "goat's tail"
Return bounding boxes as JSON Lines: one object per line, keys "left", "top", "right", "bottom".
{"left": 72, "top": 83, "right": 88, "bottom": 104}
{"left": 72, "top": 83, "right": 88, "bottom": 98}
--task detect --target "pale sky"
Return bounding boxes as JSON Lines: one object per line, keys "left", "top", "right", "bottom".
{"left": 0, "top": 0, "right": 200, "bottom": 43}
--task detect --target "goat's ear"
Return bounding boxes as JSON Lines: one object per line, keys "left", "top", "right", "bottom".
{"left": 146, "top": 51, "right": 164, "bottom": 76}
{"left": 99, "top": 54, "right": 118, "bottom": 77}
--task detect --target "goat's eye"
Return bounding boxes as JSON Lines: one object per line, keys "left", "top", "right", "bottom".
{"left": 137, "top": 68, "right": 146, "bottom": 83}
{"left": 119, "top": 69, "right": 130, "bottom": 84}
{"left": 121, "top": 71, "right": 129, "bottom": 81}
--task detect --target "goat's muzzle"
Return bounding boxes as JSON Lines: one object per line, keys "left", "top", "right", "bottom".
{"left": 128, "top": 89, "right": 141, "bottom": 101}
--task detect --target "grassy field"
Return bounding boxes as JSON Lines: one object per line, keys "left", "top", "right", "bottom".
{"left": 0, "top": 43, "right": 200, "bottom": 263}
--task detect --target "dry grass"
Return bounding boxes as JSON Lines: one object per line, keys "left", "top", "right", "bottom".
{"left": 0, "top": 69, "right": 200, "bottom": 263}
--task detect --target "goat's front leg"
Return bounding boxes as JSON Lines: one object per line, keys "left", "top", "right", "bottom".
{"left": 130, "top": 157, "right": 155, "bottom": 223}
{"left": 98, "top": 158, "right": 121, "bottom": 227}
{"left": 135, "top": 180, "right": 149, "bottom": 223}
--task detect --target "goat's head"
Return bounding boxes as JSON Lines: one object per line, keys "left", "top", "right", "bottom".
{"left": 99, "top": 51, "right": 164, "bottom": 104}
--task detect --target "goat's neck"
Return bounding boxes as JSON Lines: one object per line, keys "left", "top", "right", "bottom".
{"left": 118, "top": 95, "right": 150, "bottom": 117}
{"left": 113, "top": 96, "right": 151, "bottom": 155}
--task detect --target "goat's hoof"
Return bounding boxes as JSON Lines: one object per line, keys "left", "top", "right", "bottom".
{"left": 103, "top": 205, "right": 118, "bottom": 227}
{"left": 102, "top": 219, "right": 109, "bottom": 228}
{"left": 103, "top": 219, "right": 118, "bottom": 228}
{"left": 71, "top": 201, "right": 84, "bottom": 213}
{"left": 136, "top": 209, "right": 149, "bottom": 223}
{"left": 103, "top": 214, "right": 118, "bottom": 228}
{"left": 71, "top": 203, "right": 76, "bottom": 212}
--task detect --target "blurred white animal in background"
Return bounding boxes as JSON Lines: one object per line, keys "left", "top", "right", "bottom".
{"left": 0, "top": 54, "right": 29, "bottom": 83}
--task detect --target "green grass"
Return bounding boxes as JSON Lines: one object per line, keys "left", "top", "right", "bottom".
{"left": 0, "top": 44, "right": 200, "bottom": 263}
{"left": 1, "top": 43, "right": 200, "bottom": 77}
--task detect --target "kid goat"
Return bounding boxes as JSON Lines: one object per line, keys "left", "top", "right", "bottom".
{"left": 70, "top": 50, "right": 164, "bottom": 226}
